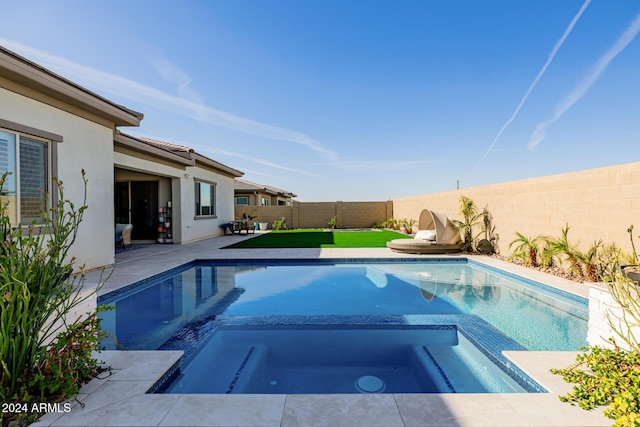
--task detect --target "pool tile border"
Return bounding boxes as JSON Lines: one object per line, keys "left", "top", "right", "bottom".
{"left": 98, "top": 257, "right": 583, "bottom": 397}
{"left": 150, "top": 314, "right": 544, "bottom": 394}
{"left": 467, "top": 259, "right": 589, "bottom": 306}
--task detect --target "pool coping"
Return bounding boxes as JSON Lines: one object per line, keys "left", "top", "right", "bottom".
{"left": 33, "top": 236, "right": 610, "bottom": 426}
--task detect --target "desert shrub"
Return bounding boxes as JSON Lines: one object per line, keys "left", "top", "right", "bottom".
{"left": 0, "top": 171, "right": 109, "bottom": 425}
{"left": 552, "top": 242, "right": 640, "bottom": 427}
{"left": 272, "top": 216, "right": 287, "bottom": 230}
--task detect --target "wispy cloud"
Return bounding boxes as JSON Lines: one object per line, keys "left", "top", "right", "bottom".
{"left": 150, "top": 55, "right": 204, "bottom": 107}
{"left": 474, "top": 0, "right": 591, "bottom": 169}
{"left": 132, "top": 132, "right": 320, "bottom": 176}
{"left": 528, "top": 11, "right": 640, "bottom": 150}
{"left": 312, "top": 159, "right": 434, "bottom": 172}
{"left": 0, "top": 39, "right": 338, "bottom": 161}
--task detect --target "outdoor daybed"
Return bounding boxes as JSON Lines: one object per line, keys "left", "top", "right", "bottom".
{"left": 387, "top": 209, "right": 462, "bottom": 254}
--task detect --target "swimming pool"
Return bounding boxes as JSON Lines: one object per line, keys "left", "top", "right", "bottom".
{"left": 98, "top": 258, "right": 588, "bottom": 394}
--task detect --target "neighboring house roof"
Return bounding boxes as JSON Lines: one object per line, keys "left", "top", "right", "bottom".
{"left": 114, "top": 132, "right": 243, "bottom": 178}
{"left": 234, "top": 178, "right": 297, "bottom": 198}
{"left": 0, "top": 45, "right": 143, "bottom": 127}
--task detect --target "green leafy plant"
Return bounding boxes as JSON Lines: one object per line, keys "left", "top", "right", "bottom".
{"left": 552, "top": 239, "right": 640, "bottom": 426}
{"left": 327, "top": 216, "right": 337, "bottom": 229}
{"left": 31, "top": 306, "right": 110, "bottom": 402}
{"left": 574, "top": 240, "right": 605, "bottom": 282}
{"left": 400, "top": 218, "right": 416, "bottom": 234}
{"left": 551, "top": 344, "right": 640, "bottom": 426}
{"left": 381, "top": 217, "right": 400, "bottom": 230}
{"left": 546, "top": 224, "right": 584, "bottom": 280}
{"left": 476, "top": 207, "right": 497, "bottom": 254}
{"left": 508, "top": 232, "right": 547, "bottom": 267}
{"left": 240, "top": 209, "right": 256, "bottom": 221}
{"left": 272, "top": 216, "right": 287, "bottom": 230}
{"left": 0, "top": 170, "right": 109, "bottom": 425}
{"left": 451, "top": 195, "right": 483, "bottom": 252}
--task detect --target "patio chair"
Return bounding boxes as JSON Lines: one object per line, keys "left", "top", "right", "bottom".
{"left": 115, "top": 223, "right": 133, "bottom": 248}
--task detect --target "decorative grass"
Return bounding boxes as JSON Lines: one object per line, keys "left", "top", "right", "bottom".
{"left": 222, "top": 229, "right": 412, "bottom": 249}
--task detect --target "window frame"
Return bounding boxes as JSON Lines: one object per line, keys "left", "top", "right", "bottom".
{"left": 194, "top": 178, "right": 217, "bottom": 219}
{"left": 0, "top": 124, "right": 56, "bottom": 226}
{"left": 260, "top": 196, "right": 270, "bottom": 206}
{"left": 235, "top": 196, "right": 249, "bottom": 206}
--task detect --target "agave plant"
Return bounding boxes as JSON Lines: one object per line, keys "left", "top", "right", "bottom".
{"left": 508, "top": 232, "right": 547, "bottom": 267}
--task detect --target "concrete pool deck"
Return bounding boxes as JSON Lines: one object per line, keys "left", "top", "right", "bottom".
{"left": 33, "top": 232, "right": 610, "bottom": 427}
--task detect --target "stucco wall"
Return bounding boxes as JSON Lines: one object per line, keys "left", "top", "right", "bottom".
{"left": 235, "top": 201, "right": 392, "bottom": 229}
{"left": 393, "top": 162, "right": 640, "bottom": 255}
{"left": 1, "top": 87, "right": 115, "bottom": 270}
{"left": 114, "top": 152, "right": 237, "bottom": 245}
{"left": 181, "top": 164, "right": 236, "bottom": 243}
{"left": 588, "top": 283, "right": 640, "bottom": 351}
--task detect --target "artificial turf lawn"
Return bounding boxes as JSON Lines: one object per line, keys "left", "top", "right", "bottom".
{"left": 222, "top": 229, "right": 412, "bottom": 249}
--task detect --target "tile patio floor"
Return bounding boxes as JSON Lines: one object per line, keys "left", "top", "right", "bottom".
{"left": 33, "top": 232, "right": 610, "bottom": 426}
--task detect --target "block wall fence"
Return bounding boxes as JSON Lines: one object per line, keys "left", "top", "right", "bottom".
{"left": 393, "top": 161, "right": 640, "bottom": 256}
{"left": 235, "top": 201, "right": 393, "bottom": 230}
{"left": 234, "top": 162, "right": 639, "bottom": 256}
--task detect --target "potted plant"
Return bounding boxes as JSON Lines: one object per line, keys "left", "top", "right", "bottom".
{"left": 327, "top": 216, "right": 337, "bottom": 229}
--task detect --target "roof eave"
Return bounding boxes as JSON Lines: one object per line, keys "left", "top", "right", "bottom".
{"left": 115, "top": 132, "right": 193, "bottom": 166}
{"left": 193, "top": 153, "right": 243, "bottom": 178}
{"left": 0, "top": 46, "right": 143, "bottom": 127}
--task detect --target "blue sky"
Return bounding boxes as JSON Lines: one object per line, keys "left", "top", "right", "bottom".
{"left": 1, "top": 0, "right": 639, "bottom": 201}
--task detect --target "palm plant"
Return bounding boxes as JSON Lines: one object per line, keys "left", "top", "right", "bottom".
{"left": 547, "top": 224, "right": 583, "bottom": 280}
{"left": 539, "top": 242, "right": 559, "bottom": 269}
{"left": 452, "top": 196, "right": 483, "bottom": 252}
{"left": 574, "top": 240, "right": 604, "bottom": 282}
{"left": 476, "top": 207, "right": 497, "bottom": 254}
{"left": 508, "top": 232, "right": 547, "bottom": 267}
{"left": 382, "top": 217, "right": 399, "bottom": 230}
{"left": 400, "top": 218, "right": 416, "bottom": 234}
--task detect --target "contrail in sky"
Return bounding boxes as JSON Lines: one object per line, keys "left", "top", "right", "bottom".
{"left": 474, "top": 0, "right": 591, "bottom": 170}
{"left": 528, "top": 11, "right": 640, "bottom": 150}
{"left": 0, "top": 39, "right": 339, "bottom": 162}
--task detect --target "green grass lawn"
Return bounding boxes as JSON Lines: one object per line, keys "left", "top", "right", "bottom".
{"left": 222, "top": 229, "right": 412, "bottom": 249}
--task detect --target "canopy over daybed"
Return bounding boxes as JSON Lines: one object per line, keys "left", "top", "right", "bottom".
{"left": 386, "top": 209, "right": 462, "bottom": 254}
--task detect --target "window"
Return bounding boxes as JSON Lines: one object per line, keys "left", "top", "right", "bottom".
{"left": 235, "top": 196, "right": 249, "bottom": 206}
{"left": 0, "top": 129, "right": 50, "bottom": 225}
{"left": 260, "top": 197, "right": 270, "bottom": 206}
{"left": 195, "top": 180, "right": 216, "bottom": 217}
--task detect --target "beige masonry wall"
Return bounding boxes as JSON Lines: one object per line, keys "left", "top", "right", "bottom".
{"left": 235, "top": 201, "right": 393, "bottom": 229}
{"left": 393, "top": 161, "right": 640, "bottom": 255}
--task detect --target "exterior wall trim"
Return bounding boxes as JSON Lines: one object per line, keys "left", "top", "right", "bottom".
{"left": 0, "top": 117, "right": 63, "bottom": 142}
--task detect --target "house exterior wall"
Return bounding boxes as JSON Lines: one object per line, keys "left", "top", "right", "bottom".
{"left": 181, "top": 164, "right": 236, "bottom": 243}
{"left": 1, "top": 87, "right": 115, "bottom": 270}
{"left": 393, "top": 161, "right": 640, "bottom": 255}
{"left": 114, "top": 151, "right": 236, "bottom": 244}
{"left": 235, "top": 190, "right": 287, "bottom": 206}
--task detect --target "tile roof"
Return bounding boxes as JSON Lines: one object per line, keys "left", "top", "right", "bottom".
{"left": 235, "top": 178, "right": 297, "bottom": 198}
{"left": 116, "top": 133, "right": 242, "bottom": 177}
{"left": 138, "top": 137, "right": 193, "bottom": 160}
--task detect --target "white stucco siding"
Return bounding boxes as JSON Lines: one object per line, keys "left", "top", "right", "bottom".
{"left": 181, "top": 165, "right": 236, "bottom": 243}
{"left": 0, "top": 87, "right": 115, "bottom": 271}
{"left": 114, "top": 151, "right": 236, "bottom": 244}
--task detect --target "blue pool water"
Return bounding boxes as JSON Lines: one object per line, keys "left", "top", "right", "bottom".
{"left": 99, "top": 258, "right": 588, "bottom": 394}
